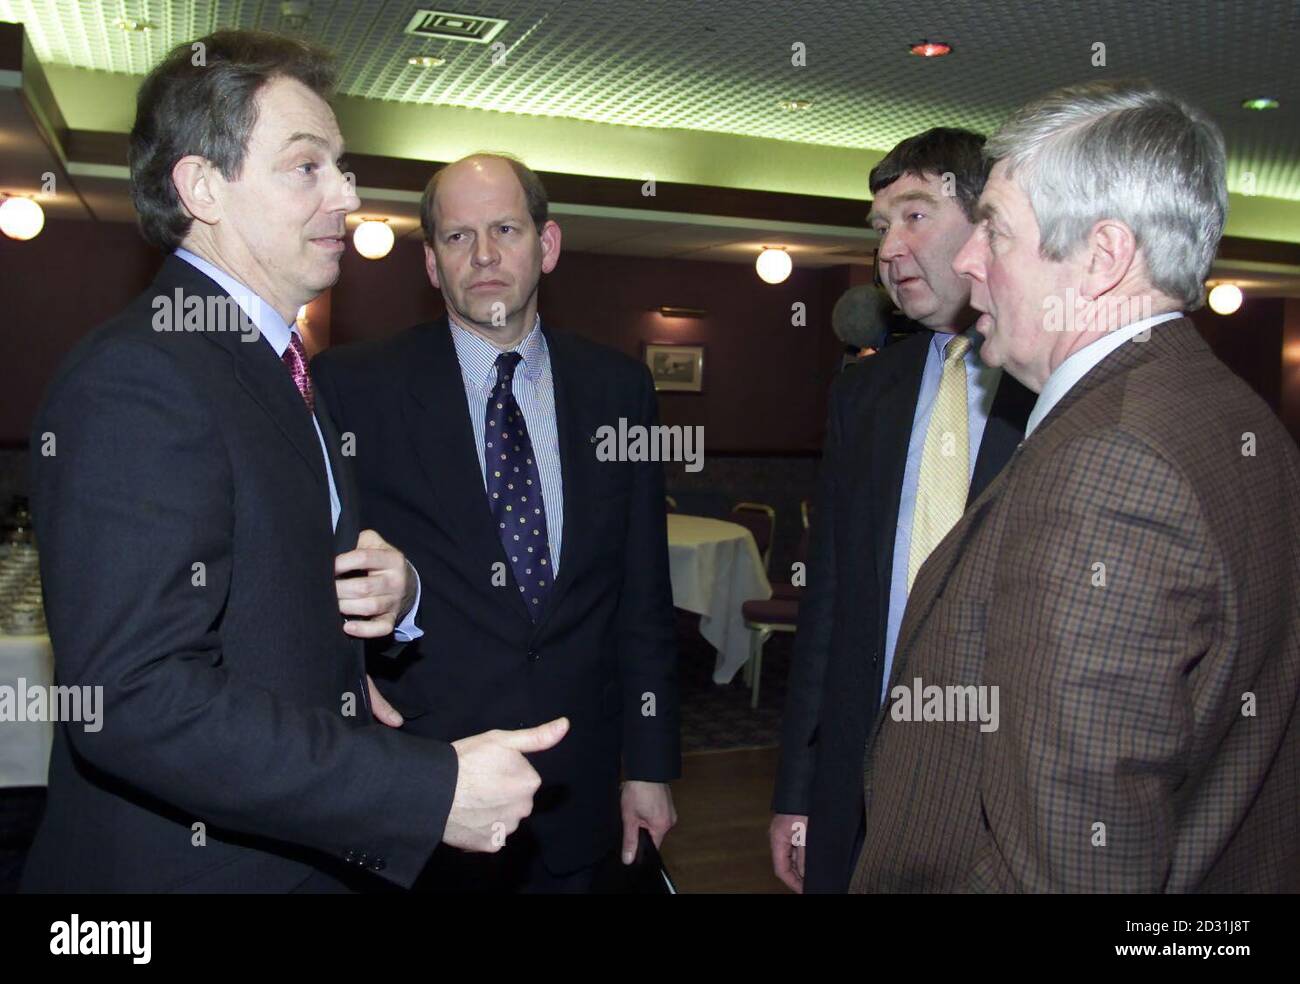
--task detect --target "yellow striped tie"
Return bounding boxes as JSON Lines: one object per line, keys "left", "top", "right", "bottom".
{"left": 908, "top": 334, "right": 972, "bottom": 590}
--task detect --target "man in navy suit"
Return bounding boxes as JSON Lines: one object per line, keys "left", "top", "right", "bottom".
{"left": 313, "top": 154, "right": 681, "bottom": 893}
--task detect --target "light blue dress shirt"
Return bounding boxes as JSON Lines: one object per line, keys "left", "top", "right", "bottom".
{"left": 448, "top": 316, "right": 565, "bottom": 571}
{"left": 880, "top": 328, "right": 1001, "bottom": 701}
{"left": 173, "top": 247, "right": 422, "bottom": 641}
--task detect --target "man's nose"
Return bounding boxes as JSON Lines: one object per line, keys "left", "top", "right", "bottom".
{"left": 878, "top": 225, "right": 907, "bottom": 262}
{"left": 473, "top": 236, "right": 500, "bottom": 267}
{"left": 952, "top": 230, "right": 983, "bottom": 281}
{"left": 329, "top": 166, "right": 361, "bottom": 214}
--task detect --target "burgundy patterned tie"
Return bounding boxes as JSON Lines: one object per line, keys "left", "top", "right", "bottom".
{"left": 282, "top": 332, "right": 315, "bottom": 413}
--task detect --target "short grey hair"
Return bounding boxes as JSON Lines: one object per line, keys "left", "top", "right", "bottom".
{"left": 985, "top": 80, "right": 1228, "bottom": 310}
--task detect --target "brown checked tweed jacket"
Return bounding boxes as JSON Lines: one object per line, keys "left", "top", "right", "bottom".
{"left": 849, "top": 318, "right": 1300, "bottom": 893}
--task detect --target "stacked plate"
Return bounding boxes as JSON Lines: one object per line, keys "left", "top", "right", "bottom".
{"left": 0, "top": 543, "right": 44, "bottom": 635}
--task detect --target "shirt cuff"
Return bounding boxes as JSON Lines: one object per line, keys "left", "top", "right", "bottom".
{"left": 393, "top": 564, "right": 423, "bottom": 642}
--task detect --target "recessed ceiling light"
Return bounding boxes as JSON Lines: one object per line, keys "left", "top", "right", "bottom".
{"left": 909, "top": 39, "right": 952, "bottom": 57}
{"left": 113, "top": 17, "right": 153, "bottom": 32}
{"left": 408, "top": 55, "right": 447, "bottom": 67}
{"left": 779, "top": 99, "right": 811, "bottom": 111}
{"left": 1241, "top": 97, "right": 1279, "bottom": 111}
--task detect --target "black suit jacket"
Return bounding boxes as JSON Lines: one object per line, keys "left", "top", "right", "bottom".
{"left": 21, "top": 255, "right": 456, "bottom": 893}
{"left": 311, "top": 317, "right": 681, "bottom": 875}
{"left": 772, "top": 329, "right": 1034, "bottom": 893}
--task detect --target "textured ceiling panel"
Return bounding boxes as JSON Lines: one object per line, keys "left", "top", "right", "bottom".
{"left": 3, "top": 0, "right": 1298, "bottom": 199}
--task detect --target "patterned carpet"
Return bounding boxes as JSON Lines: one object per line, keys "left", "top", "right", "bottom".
{"left": 675, "top": 613, "right": 792, "bottom": 754}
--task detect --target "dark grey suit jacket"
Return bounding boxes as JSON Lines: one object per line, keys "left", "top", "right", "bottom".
{"left": 23, "top": 256, "right": 456, "bottom": 892}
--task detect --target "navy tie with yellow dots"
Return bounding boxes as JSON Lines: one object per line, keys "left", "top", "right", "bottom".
{"left": 485, "top": 352, "right": 553, "bottom": 619}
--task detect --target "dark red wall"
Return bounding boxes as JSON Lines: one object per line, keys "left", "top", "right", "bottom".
{"left": 1284, "top": 299, "right": 1300, "bottom": 444}
{"left": 329, "top": 239, "right": 849, "bottom": 452}
{"left": 1, "top": 220, "right": 162, "bottom": 445}
{"left": 1190, "top": 298, "right": 1284, "bottom": 414}
{"left": 4, "top": 218, "right": 1299, "bottom": 452}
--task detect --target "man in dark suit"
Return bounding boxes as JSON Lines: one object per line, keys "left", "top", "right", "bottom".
{"left": 770, "top": 129, "right": 1035, "bottom": 893}
{"left": 22, "top": 31, "right": 563, "bottom": 893}
{"left": 852, "top": 81, "right": 1300, "bottom": 892}
{"left": 312, "top": 154, "right": 681, "bottom": 893}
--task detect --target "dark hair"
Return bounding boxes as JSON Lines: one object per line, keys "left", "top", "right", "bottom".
{"left": 129, "top": 29, "right": 336, "bottom": 251}
{"left": 868, "top": 127, "right": 989, "bottom": 222}
{"left": 420, "top": 153, "right": 549, "bottom": 242}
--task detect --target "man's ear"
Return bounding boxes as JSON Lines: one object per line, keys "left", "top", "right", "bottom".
{"left": 1080, "top": 219, "right": 1137, "bottom": 301}
{"left": 423, "top": 241, "right": 441, "bottom": 289}
{"left": 539, "top": 219, "right": 562, "bottom": 274}
{"left": 171, "top": 155, "right": 220, "bottom": 226}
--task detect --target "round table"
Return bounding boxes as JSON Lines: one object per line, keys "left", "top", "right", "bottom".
{"left": 667, "top": 515, "right": 771, "bottom": 684}
{"left": 0, "top": 633, "right": 54, "bottom": 788}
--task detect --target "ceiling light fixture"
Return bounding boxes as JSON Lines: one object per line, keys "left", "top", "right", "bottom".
{"left": 1241, "top": 97, "right": 1279, "bottom": 111}
{"left": 1208, "top": 283, "right": 1243, "bottom": 315}
{"left": 113, "top": 17, "right": 153, "bottom": 32}
{"left": 0, "top": 196, "right": 45, "bottom": 240}
{"left": 779, "top": 99, "right": 811, "bottom": 111}
{"left": 756, "top": 247, "right": 792, "bottom": 285}
{"left": 280, "top": 1, "right": 311, "bottom": 30}
{"left": 909, "top": 39, "right": 952, "bottom": 57}
{"left": 408, "top": 55, "right": 446, "bottom": 67}
{"left": 353, "top": 219, "right": 395, "bottom": 260}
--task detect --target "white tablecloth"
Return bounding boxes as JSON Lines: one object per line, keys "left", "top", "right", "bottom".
{"left": 667, "top": 515, "right": 771, "bottom": 684}
{"left": 0, "top": 633, "right": 54, "bottom": 788}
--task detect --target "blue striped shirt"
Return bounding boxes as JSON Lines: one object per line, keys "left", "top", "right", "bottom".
{"left": 449, "top": 317, "right": 565, "bottom": 572}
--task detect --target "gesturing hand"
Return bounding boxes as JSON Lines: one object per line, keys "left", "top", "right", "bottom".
{"left": 443, "top": 717, "right": 570, "bottom": 853}
{"left": 335, "top": 529, "right": 417, "bottom": 638}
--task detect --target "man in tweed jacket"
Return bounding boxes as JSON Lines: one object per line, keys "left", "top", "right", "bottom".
{"left": 851, "top": 81, "right": 1300, "bottom": 893}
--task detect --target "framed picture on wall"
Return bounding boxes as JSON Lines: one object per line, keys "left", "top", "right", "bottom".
{"left": 644, "top": 343, "right": 705, "bottom": 393}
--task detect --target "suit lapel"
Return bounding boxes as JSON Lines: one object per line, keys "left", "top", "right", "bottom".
{"left": 969, "top": 369, "right": 1034, "bottom": 504}
{"left": 868, "top": 332, "right": 932, "bottom": 651}
{"left": 534, "top": 328, "right": 590, "bottom": 628}
{"left": 865, "top": 451, "right": 1016, "bottom": 752}
{"left": 403, "top": 320, "right": 532, "bottom": 623}
{"left": 314, "top": 399, "right": 360, "bottom": 554}
{"left": 158, "top": 255, "right": 328, "bottom": 491}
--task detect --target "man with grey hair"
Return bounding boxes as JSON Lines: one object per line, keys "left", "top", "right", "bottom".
{"left": 851, "top": 80, "right": 1300, "bottom": 892}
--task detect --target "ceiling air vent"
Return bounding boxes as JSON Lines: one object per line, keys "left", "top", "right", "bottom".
{"left": 403, "top": 9, "right": 508, "bottom": 44}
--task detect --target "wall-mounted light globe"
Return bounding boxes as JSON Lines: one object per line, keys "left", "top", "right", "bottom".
{"left": 756, "top": 247, "right": 792, "bottom": 284}
{"left": 353, "top": 219, "right": 394, "bottom": 259}
{"left": 0, "top": 197, "right": 45, "bottom": 240}
{"left": 1207, "top": 283, "right": 1243, "bottom": 315}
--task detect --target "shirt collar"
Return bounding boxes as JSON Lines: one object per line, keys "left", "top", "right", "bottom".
{"left": 173, "top": 247, "right": 297, "bottom": 356}
{"left": 1025, "top": 310, "right": 1183, "bottom": 437}
{"left": 448, "top": 314, "right": 546, "bottom": 393}
{"left": 929, "top": 323, "right": 986, "bottom": 364}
